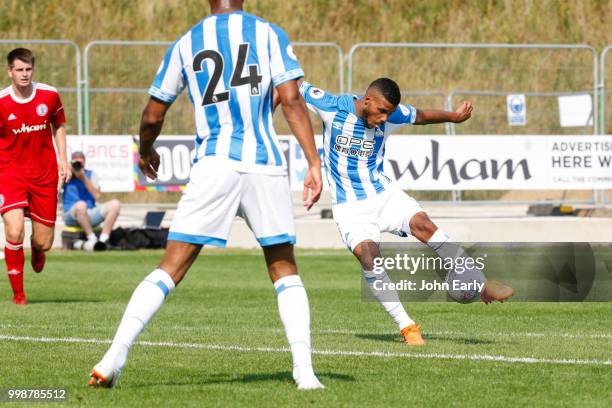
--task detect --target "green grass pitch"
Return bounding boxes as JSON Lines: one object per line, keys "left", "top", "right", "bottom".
{"left": 0, "top": 250, "right": 610, "bottom": 407}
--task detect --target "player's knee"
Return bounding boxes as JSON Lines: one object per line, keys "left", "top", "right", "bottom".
{"left": 409, "top": 212, "right": 437, "bottom": 239}
{"left": 32, "top": 236, "right": 53, "bottom": 251}
{"left": 5, "top": 226, "right": 25, "bottom": 243}
{"left": 355, "top": 241, "right": 378, "bottom": 271}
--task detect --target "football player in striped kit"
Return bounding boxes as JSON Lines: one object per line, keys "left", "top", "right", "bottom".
{"left": 90, "top": 0, "right": 324, "bottom": 390}
{"left": 288, "top": 78, "right": 513, "bottom": 345}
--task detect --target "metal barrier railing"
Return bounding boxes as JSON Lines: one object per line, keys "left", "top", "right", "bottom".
{"left": 294, "top": 42, "right": 344, "bottom": 94}
{"left": 601, "top": 45, "right": 612, "bottom": 135}
{"left": 0, "top": 40, "right": 82, "bottom": 135}
{"left": 83, "top": 40, "right": 172, "bottom": 135}
{"left": 446, "top": 89, "right": 597, "bottom": 136}
{"left": 600, "top": 45, "right": 612, "bottom": 204}
{"left": 348, "top": 43, "right": 599, "bottom": 135}
{"left": 83, "top": 40, "right": 345, "bottom": 135}
{"left": 5, "top": 38, "right": 606, "bottom": 205}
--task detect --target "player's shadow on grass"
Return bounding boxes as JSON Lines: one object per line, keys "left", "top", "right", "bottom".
{"left": 139, "top": 371, "right": 354, "bottom": 387}
{"left": 355, "top": 333, "right": 494, "bottom": 345}
{"left": 203, "top": 371, "right": 355, "bottom": 386}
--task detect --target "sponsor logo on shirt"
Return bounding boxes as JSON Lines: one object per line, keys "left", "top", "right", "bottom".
{"left": 12, "top": 122, "right": 47, "bottom": 135}
{"left": 7, "top": 113, "right": 16, "bottom": 121}
{"left": 333, "top": 135, "right": 374, "bottom": 158}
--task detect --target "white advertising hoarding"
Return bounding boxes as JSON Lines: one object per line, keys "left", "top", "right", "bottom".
{"left": 66, "top": 135, "right": 134, "bottom": 192}
{"left": 76, "top": 135, "right": 611, "bottom": 192}
{"left": 285, "top": 135, "right": 612, "bottom": 191}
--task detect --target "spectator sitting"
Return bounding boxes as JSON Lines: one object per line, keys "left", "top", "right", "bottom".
{"left": 63, "top": 151, "right": 121, "bottom": 250}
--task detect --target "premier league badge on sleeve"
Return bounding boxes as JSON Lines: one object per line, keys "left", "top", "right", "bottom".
{"left": 309, "top": 88, "right": 325, "bottom": 99}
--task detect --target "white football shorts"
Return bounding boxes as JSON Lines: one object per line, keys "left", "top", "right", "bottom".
{"left": 168, "top": 160, "right": 295, "bottom": 247}
{"left": 332, "top": 185, "right": 424, "bottom": 252}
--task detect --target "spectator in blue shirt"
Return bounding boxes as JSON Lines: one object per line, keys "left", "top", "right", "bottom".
{"left": 63, "top": 151, "right": 121, "bottom": 250}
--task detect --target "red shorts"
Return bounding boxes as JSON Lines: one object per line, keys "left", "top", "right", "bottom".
{"left": 0, "top": 170, "right": 58, "bottom": 227}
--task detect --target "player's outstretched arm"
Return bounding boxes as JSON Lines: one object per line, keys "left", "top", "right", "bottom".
{"left": 276, "top": 79, "right": 322, "bottom": 210}
{"left": 138, "top": 97, "right": 171, "bottom": 180}
{"left": 54, "top": 125, "right": 71, "bottom": 183}
{"left": 414, "top": 101, "right": 473, "bottom": 125}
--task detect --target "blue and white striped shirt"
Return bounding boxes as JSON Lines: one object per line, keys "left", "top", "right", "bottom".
{"left": 299, "top": 81, "right": 417, "bottom": 204}
{"left": 149, "top": 11, "right": 303, "bottom": 174}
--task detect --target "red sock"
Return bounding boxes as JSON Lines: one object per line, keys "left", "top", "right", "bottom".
{"left": 5, "top": 240, "right": 25, "bottom": 295}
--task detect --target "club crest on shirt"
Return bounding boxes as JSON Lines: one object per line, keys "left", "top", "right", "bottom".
{"left": 36, "top": 103, "right": 48, "bottom": 117}
{"left": 309, "top": 88, "right": 325, "bottom": 100}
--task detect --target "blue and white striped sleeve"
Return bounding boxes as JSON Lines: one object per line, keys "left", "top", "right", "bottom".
{"left": 298, "top": 81, "right": 338, "bottom": 115}
{"left": 387, "top": 103, "right": 417, "bottom": 127}
{"left": 268, "top": 24, "right": 304, "bottom": 87}
{"left": 148, "top": 41, "right": 185, "bottom": 104}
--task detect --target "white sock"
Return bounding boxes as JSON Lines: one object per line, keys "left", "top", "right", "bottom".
{"left": 99, "top": 233, "right": 109, "bottom": 243}
{"left": 100, "top": 269, "right": 175, "bottom": 371}
{"left": 274, "top": 275, "right": 317, "bottom": 382}
{"left": 427, "top": 229, "right": 485, "bottom": 300}
{"left": 363, "top": 270, "right": 414, "bottom": 330}
{"left": 427, "top": 229, "right": 458, "bottom": 258}
{"left": 87, "top": 233, "right": 97, "bottom": 242}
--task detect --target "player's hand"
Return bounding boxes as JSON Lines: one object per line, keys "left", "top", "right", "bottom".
{"left": 139, "top": 148, "right": 160, "bottom": 180}
{"left": 58, "top": 159, "right": 71, "bottom": 183}
{"left": 453, "top": 101, "right": 473, "bottom": 123}
{"left": 302, "top": 164, "right": 322, "bottom": 210}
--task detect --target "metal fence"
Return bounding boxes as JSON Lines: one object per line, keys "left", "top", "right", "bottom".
{"left": 600, "top": 45, "right": 612, "bottom": 203}
{"left": 446, "top": 90, "right": 596, "bottom": 135}
{"left": 348, "top": 43, "right": 599, "bottom": 135}
{"left": 83, "top": 41, "right": 176, "bottom": 135}
{"left": 602, "top": 45, "right": 612, "bottom": 135}
{"left": 83, "top": 41, "right": 344, "bottom": 135}
{"left": 348, "top": 43, "right": 600, "bottom": 204}
{"left": 0, "top": 40, "right": 82, "bottom": 135}
{"left": 5, "top": 38, "right": 612, "bottom": 204}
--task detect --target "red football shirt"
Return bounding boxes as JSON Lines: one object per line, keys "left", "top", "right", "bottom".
{"left": 0, "top": 82, "right": 66, "bottom": 183}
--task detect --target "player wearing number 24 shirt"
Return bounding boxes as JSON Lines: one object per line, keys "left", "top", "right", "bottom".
{"left": 90, "top": 0, "right": 324, "bottom": 390}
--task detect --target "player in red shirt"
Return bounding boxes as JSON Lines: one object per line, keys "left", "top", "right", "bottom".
{"left": 0, "top": 48, "right": 70, "bottom": 304}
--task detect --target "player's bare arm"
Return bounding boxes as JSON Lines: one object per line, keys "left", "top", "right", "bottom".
{"left": 138, "top": 97, "right": 171, "bottom": 179}
{"left": 276, "top": 79, "right": 322, "bottom": 210}
{"left": 53, "top": 125, "right": 70, "bottom": 183}
{"left": 414, "top": 101, "right": 473, "bottom": 125}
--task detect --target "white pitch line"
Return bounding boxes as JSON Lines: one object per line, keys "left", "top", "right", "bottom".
{"left": 0, "top": 334, "right": 610, "bottom": 367}
{"left": 314, "top": 328, "right": 612, "bottom": 340}
{"left": 1, "top": 323, "right": 611, "bottom": 340}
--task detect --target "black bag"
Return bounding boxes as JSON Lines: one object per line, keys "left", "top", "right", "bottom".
{"left": 108, "top": 227, "right": 169, "bottom": 250}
